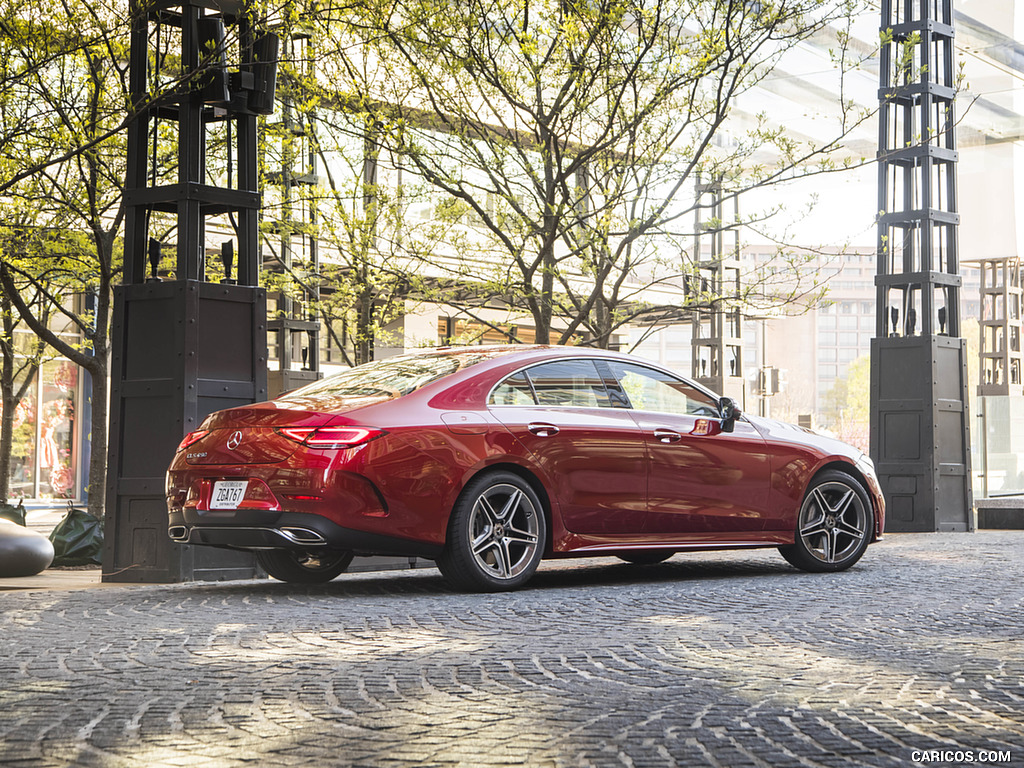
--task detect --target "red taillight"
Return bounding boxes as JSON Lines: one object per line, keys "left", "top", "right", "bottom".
{"left": 276, "top": 426, "right": 385, "bottom": 449}
{"left": 177, "top": 430, "right": 209, "bottom": 452}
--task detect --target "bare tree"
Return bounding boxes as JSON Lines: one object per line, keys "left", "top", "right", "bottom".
{"left": 0, "top": 2, "right": 130, "bottom": 517}
{"left": 310, "top": 0, "right": 873, "bottom": 346}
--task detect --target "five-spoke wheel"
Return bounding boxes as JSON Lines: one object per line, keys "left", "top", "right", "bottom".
{"left": 256, "top": 549, "right": 354, "bottom": 584}
{"left": 438, "top": 471, "right": 546, "bottom": 591}
{"left": 779, "top": 470, "right": 872, "bottom": 572}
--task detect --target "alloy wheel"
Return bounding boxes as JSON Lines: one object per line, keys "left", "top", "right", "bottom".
{"left": 797, "top": 480, "right": 869, "bottom": 565}
{"left": 467, "top": 483, "right": 541, "bottom": 580}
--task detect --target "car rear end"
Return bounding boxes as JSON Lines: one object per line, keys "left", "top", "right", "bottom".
{"left": 165, "top": 348, "right": 522, "bottom": 562}
{"left": 165, "top": 405, "right": 399, "bottom": 552}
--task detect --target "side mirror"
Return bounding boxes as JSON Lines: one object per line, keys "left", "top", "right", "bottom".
{"left": 719, "top": 396, "right": 741, "bottom": 433}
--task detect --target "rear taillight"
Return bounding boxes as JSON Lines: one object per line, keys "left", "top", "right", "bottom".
{"left": 276, "top": 426, "right": 385, "bottom": 449}
{"left": 177, "top": 430, "right": 209, "bottom": 452}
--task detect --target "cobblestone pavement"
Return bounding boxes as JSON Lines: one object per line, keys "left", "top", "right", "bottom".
{"left": 1, "top": 532, "right": 1022, "bottom": 768}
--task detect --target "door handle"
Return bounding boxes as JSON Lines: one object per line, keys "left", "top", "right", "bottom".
{"left": 528, "top": 423, "right": 560, "bottom": 437}
{"left": 653, "top": 428, "right": 682, "bottom": 443}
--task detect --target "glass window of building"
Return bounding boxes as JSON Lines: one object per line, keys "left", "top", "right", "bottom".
{"left": 5, "top": 358, "right": 81, "bottom": 502}
{"left": 839, "top": 348, "right": 859, "bottom": 362}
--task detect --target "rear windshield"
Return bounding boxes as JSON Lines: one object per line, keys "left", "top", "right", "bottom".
{"left": 277, "top": 351, "right": 495, "bottom": 407}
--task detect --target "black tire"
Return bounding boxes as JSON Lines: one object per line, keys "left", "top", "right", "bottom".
{"left": 437, "top": 471, "right": 546, "bottom": 592}
{"left": 779, "top": 469, "right": 872, "bottom": 573}
{"left": 256, "top": 549, "right": 354, "bottom": 584}
{"left": 616, "top": 550, "right": 674, "bottom": 565}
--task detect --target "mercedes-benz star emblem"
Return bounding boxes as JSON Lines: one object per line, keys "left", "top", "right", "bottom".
{"left": 226, "top": 431, "right": 243, "bottom": 451}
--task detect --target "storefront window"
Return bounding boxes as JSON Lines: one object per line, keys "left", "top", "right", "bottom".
{"left": 3, "top": 358, "right": 80, "bottom": 502}
{"left": 8, "top": 387, "right": 37, "bottom": 500}
{"left": 38, "top": 360, "right": 77, "bottom": 500}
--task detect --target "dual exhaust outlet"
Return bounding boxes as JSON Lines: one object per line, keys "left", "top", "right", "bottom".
{"left": 168, "top": 525, "right": 327, "bottom": 547}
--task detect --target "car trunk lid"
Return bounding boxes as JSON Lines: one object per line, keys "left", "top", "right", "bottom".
{"left": 186, "top": 402, "right": 335, "bottom": 465}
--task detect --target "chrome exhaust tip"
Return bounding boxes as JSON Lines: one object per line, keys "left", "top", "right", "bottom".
{"left": 278, "top": 527, "right": 327, "bottom": 545}
{"left": 168, "top": 526, "right": 189, "bottom": 542}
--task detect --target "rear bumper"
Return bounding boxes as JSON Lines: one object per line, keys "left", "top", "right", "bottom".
{"left": 167, "top": 508, "right": 442, "bottom": 559}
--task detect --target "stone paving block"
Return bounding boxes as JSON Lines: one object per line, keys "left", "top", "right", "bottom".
{"left": 0, "top": 533, "right": 1022, "bottom": 766}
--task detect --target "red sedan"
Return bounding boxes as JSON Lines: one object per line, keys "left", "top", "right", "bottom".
{"left": 166, "top": 345, "right": 885, "bottom": 591}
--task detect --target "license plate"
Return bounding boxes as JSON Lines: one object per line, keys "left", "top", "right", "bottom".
{"left": 210, "top": 480, "right": 247, "bottom": 510}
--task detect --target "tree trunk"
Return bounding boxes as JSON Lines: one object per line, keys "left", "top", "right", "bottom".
{"left": 533, "top": 243, "right": 555, "bottom": 345}
{"left": 85, "top": 358, "right": 107, "bottom": 519}
{"left": 0, "top": 380, "right": 13, "bottom": 506}
{"left": 85, "top": 280, "right": 111, "bottom": 520}
{"left": 355, "top": 286, "right": 374, "bottom": 365}
{"left": 592, "top": 299, "right": 611, "bottom": 349}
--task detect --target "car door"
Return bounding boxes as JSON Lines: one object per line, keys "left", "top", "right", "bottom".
{"left": 601, "top": 360, "right": 772, "bottom": 535}
{"left": 488, "top": 358, "right": 648, "bottom": 535}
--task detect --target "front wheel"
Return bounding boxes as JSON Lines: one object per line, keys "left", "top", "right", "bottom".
{"left": 779, "top": 470, "right": 872, "bottom": 573}
{"left": 256, "top": 549, "right": 354, "bottom": 584}
{"left": 437, "top": 472, "right": 546, "bottom": 592}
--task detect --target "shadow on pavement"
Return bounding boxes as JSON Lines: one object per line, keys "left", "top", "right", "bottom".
{"left": 182, "top": 552, "right": 799, "bottom": 600}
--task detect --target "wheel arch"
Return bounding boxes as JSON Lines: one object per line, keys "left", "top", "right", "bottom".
{"left": 456, "top": 462, "right": 556, "bottom": 556}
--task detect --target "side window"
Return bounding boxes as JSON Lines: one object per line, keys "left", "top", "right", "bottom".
{"left": 525, "top": 359, "right": 611, "bottom": 408}
{"left": 489, "top": 372, "right": 536, "bottom": 406}
{"left": 606, "top": 361, "right": 719, "bottom": 417}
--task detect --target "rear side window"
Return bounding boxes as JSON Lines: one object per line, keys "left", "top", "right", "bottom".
{"left": 489, "top": 372, "right": 536, "bottom": 405}
{"left": 526, "top": 359, "right": 610, "bottom": 408}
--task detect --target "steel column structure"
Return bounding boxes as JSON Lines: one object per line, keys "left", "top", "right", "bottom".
{"left": 104, "top": 0, "right": 275, "bottom": 581}
{"left": 266, "top": 13, "right": 321, "bottom": 397}
{"left": 691, "top": 176, "right": 745, "bottom": 407}
{"left": 870, "top": 0, "right": 973, "bottom": 532}
{"left": 978, "top": 257, "right": 1024, "bottom": 396}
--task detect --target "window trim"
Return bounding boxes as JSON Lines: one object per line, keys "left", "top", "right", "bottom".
{"left": 486, "top": 369, "right": 539, "bottom": 407}
{"left": 486, "top": 356, "right": 728, "bottom": 419}
{"left": 487, "top": 357, "right": 614, "bottom": 409}
{"left": 597, "top": 359, "right": 723, "bottom": 418}
{"left": 529, "top": 358, "right": 613, "bottom": 409}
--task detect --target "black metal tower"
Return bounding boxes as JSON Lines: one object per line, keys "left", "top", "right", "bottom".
{"left": 870, "top": 0, "right": 973, "bottom": 532}
{"left": 103, "top": 0, "right": 277, "bottom": 581}
{"left": 691, "top": 176, "right": 745, "bottom": 407}
{"left": 265, "top": 13, "right": 322, "bottom": 396}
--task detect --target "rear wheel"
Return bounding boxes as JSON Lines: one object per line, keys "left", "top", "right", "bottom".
{"left": 437, "top": 472, "right": 546, "bottom": 592}
{"left": 616, "top": 550, "right": 674, "bottom": 565}
{"left": 256, "top": 549, "right": 354, "bottom": 584}
{"left": 779, "top": 470, "right": 872, "bottom": 573}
